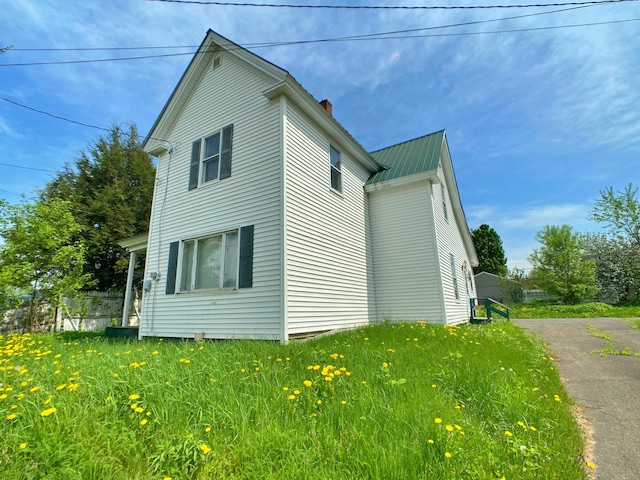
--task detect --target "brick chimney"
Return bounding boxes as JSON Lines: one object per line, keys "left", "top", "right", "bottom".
{"left": 319, "top": 99, "right": 332, "bottom": 116}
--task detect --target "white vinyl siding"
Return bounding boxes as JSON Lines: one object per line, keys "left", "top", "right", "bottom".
{"left": 368, "top": 181, "right": 444, "bottom": 323}
{"left": 283, "top": 101, "right": 373, "bottom": 335}
{"left": 432, "top": 160, "right": 475, "bottom": 324}
{"left": 141, "top": 52, "right": 283, "bottom": 340}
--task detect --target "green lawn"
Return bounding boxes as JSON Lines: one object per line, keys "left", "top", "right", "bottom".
{"left": 0, "top": 322, "right": 590, "bottom": 479}
{"left": 508, "top": 302, "right": 640, "bottom": 319}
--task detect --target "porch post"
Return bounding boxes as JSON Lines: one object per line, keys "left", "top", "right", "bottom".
{"left": 122, "top": 250, "right": 137, "bottom": 327}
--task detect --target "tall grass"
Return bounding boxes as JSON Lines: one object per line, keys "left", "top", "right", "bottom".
{"left": 0, "top": 322, "right": 588, "bottom": 479}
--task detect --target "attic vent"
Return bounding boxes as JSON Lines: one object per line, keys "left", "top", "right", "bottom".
{"left": 212, "top": 55, "right": 222, "bottom": 70}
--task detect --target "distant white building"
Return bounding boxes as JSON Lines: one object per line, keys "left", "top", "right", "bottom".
{"left": 127, "top": 29, "right": 478, "bottom": 342}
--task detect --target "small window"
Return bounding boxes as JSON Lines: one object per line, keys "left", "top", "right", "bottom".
{"left": 330, "top": 145, "right": 342, "bottom": 193}
{"left": 189, "top": 124, "right": 234, "bottom": 190}
{"left": 450, "top": 254, "right": 459, "bottom": 300}
{"left": 442, "top": 184, "right": 449, "bottom": 221}
{"left": 180, "top": 230, "right": 239, "bottom": 291}
{"left": 212, "top": 55, "right": 222, "bottom": 69}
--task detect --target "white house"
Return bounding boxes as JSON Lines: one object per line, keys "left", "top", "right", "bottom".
{"left": 132, "top": 29, "right": 478, "bottom": 342}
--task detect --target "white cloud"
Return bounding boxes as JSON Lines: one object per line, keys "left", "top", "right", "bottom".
{"left": 0, "top": 116, "right": 23, "bottom": 138}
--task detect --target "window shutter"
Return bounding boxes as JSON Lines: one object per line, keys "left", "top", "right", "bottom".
{"left": 166, "top": 241, "right": 179, "bottom": 294}
{"left": 189, "top": 140, "right": 201, "bottom": 190}
{"left": 238, "top": 225, "right": 254, "bottom": 288}
{"left": 220, "top": 124, "right": 233, "bottom": 180}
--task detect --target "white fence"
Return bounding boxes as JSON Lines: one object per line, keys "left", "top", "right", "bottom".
{"left": 1, "top": 292, "right": 125, "bottom": 334}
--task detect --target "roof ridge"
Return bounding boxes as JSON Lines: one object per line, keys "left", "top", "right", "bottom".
{"left": 369, "top": 129, "right": 445, "bottom": 154}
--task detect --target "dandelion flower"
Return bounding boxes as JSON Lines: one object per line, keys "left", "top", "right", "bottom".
{"left": 586, "top": 461, "right": 596, "bottom": 469}
{"left": 303, "top": 380, "right": 313, "bottom": 387}
{"left": 6, "top": 414, "right": 16, "bottom": 420}
{"left": 19, "top": 443, "right": 27, "bottom": 449}
{"left": 140, "top": 419, "right": 148, "bottom": 426}
{"left": 529, "top": 426, "right": 537, "bottom": 432}
{"left": 445, "top": 425, "right": 454, "bottom": 432}
{"left": 427, "top": 439, "right": 434, "bottom": 444}
{"left": 505, "top": 431, "right": 513, "bottom": 437}
{"left": 282, "top": 387, "right": 289, "bottom": 391}
{"left": 382, "top": 362, "right": 388, "bottom": 368}
{"left": 435, "top": 418, "right": 442, "bottom": 424}
{"left": 287, "top": 395, "right": 296, "bottom": 400}
{"left": 205, "top": 426, "right": 212, "bottom": 433}
{"left": 40, "top": 407, "right": 57, "bottom": 417}
{"left": 129, "top": 394, "right": 141, "bottom": 401}
{"left": 341, "top": 400, "right": 347, "bottom": 405}
{"left": 135, "top": 407, "right": 144, "bottom": 413}
{"left": 317, "top": 400, "right": 322, "bottom": 405}
{"left": 444, "top": 452, "right": 452, "bottom": 459}
{"left": 199, "top": 444, "right": 212, "bottom": 455}
{"left": 29, "top": 386, "right": 40, "bottom": 393}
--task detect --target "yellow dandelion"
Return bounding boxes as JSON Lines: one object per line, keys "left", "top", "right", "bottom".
{"left": 129, "top": 394, "right": 141, "bottom": 401}
{"left": 293, "top": 389, "right": 300, "bottom": 395}
{"left": 505, "top": 431, "right": 513, "bottom": 437}
{"left": 586, "top": 461, "right": 596, "bottom": 469}
{"left": 131, "top": 403, "right": 138, "bottom": 410}
{"left": 135, "top": 407, "right": 144, "bottom": 413}
{"left": 287, "top": 394, "right": 296, "bottom": 400}
{"left": 240, "top": 368, "right": 245, "bottom": 373}
{"left": 19, "top": 442, "right": 27, "bottom": 449}
{"left": 341, "top": 400, "right": 347, "bottom": 405}
{"left": 382, "top": 362, "right": 388, "bottom": 368}
{"left": 427, "top": 439, "right": 434, "bottom": 444}
{"left": 40, "top": 407, "right": 57, "bottom": 417}
{"left": 445, "top": 425, "right": 454, "bottom": 432}
{"left": 56, "top": 384, "right": 66, "bottom": 391}
{"left": 529, "top": 426, "right": 537, "bottom": 432}
{"left": 432, "top": 384, "right": 437, "bottom": 388}
{"left": 324, "top": 376, "right": 333, "bottom": 382}
{"left": 317, "top": 400, "right": 322, "bottom": 405}
{"left": 199, "top": 444, "right": 212, "bottom": 455}
{"left": 307, "top": 365, "right": 313, "bottom": 370}
{"left": 435, "top": 418, "right": 442, "bottom": 424}
{"left": 444, "top": 452, "right": 452, "bottom": 459}
{"left": 140, "top": 418, "right": 148, "bottom": 426}
{"left": 205, "top": 426, "right": 212, "bottom": 433}
{"left": 303, "top": 380, "right": 313, "bottom": 387}
{"left": 29, "top": 386, "right": 40, "bottom": 393}
{"left": 6, "top": 414, "right": 16, "bottom": 420}
{"left": 283, "top": 386, "right": 289, "bottom": 391}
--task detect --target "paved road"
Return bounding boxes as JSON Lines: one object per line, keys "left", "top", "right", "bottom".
{"left": 513, "top": 318, "right": 640, "bottom": 480}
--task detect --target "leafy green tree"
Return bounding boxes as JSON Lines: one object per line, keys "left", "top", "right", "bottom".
{"left": 41, "top": 124, "right": 155, "bottom": 291}
{"left": 471, "top": 224, "right": 508, "bottom": 277}
{"left": 528, "top": 225, "right": 598, "bottom": 304}
{"left": 0, "top": 199, "right": 88, "bottom": 329}
{"left": 582, "top": 233, "right": 639, "bottom": 304}
{"left": 589, "top": 183, "right": 640, "bottom": 244}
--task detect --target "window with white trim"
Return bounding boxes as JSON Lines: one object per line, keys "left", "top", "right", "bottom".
{"left": 442, "top": 184, "right": 449, "bottom": 221}
{"left": 189, "top": 124, "right": 233, "bottom": 190}
{"left": 330, "top": 145, "right": 342, "bottom": 193}
{"left": 450, "top": 253, "right": 459, "bottom": 300}
{"left": 180, "top": 230, "right": 239, "bottom": 291}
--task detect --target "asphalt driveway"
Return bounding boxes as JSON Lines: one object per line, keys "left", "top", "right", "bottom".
{"left": 513, "top": 318, "right": 640, "bottom": 480}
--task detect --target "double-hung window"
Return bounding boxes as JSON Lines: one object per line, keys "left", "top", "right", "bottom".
{"left": 330, "top": 145, "right": 342, "bottom": 193}
{"left": 450, "top": 254, "right": 460, "bottom": 300}
{"left": 180, "top": 231, "right": 239, "bottom": 291}
{"left": 189, "top": 124, "right": 233, "bottom": 189}
{"left": 165, "top": 225, "right": 254, "bottom": 294}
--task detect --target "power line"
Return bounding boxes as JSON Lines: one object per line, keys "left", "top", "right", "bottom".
{"left": 0, "top": 162, "right": 58, "bottom": 173}
{"left": 0, "top": 96, "right": 109, "bottom": 131}
{"left": 3, "top": 11, "right": 638, "bottom": 67}
{"left": 0, "top": 96, "right": 172, "bottom": 147}
{"left": 143, "top": 0, "right": 638, "bottom": 9}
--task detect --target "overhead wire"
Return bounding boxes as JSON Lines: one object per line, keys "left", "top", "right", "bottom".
{"left": 143, "top": 0, "right": 639, "bottom": 10}
{"left": 2, "top": 5, "right": 638, "bottom": 67}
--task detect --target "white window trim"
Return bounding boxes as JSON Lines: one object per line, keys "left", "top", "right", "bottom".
{"left": 329, "top": 145, "right": 343, "bottom": 195}
{"left": 199, "top": 130, "right": 223, "bottom": 186}
{"left": 177, "top": 229, "right": 240, "bottom": 293}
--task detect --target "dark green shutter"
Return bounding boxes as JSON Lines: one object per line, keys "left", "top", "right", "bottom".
{"left": 238, "top": 225, "right": 254, "bottom": 288}
{"left": 166, "top": 241, "right": 179, "bottom": 294}
{"left": 189, "top": 140, "right": 201, "bottom": 190}
{"left": 220, "top": 124, "right": 233, "bottom": 180}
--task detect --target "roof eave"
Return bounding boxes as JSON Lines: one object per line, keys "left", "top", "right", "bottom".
{"left": 263, "top": 78, "right": 381, "bottom": 173}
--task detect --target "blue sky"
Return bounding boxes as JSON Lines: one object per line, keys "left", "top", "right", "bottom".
{"left": 1, "top": 0, "right": 639, "bottom": 270}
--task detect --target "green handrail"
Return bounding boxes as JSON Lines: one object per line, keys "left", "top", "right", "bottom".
{"left": 469, "top": 298, "right": 510, "bottom": 323}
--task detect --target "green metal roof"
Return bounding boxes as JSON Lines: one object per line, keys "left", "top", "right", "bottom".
{"left": 366, "top": 130, "right": 445, "bottom": 185}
